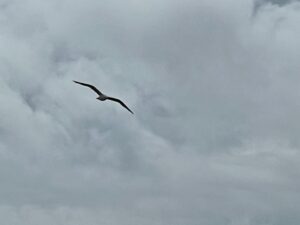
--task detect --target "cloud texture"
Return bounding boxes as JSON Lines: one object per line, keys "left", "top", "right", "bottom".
{"left": 0, "top": 0, "right": 300, "bottom": 224}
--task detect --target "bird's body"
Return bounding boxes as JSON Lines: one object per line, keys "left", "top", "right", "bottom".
{"left": 97, "top": 95, "right": 108, "bottom": 101}
{"left": 73, "top": 80, "right": 134, "bottom": 114}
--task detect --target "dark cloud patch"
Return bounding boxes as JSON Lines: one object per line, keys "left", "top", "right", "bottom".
{"left": 254, "top": 0, "right": 299, "bottom": 14}
{"left": 263, "top": 0, "right": 295, "bottom": 5}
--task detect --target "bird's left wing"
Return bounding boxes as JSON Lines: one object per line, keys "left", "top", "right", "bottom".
{"left": 107, "top": 97, "right": 134, "bottom": 114}
{"left": 73, "top": 80, "right": 103, "bottom": 96}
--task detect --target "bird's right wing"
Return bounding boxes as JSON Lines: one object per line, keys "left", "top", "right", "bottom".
{"left": 107, "top": 97, "right": 134, "bottom": 114}
{"left": 73, "top": 80, "right": 102, "bottom": 95}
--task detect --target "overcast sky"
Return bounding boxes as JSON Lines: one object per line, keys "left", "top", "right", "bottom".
{"left": 0, "top": 0, "right": 300, "bottom": 224}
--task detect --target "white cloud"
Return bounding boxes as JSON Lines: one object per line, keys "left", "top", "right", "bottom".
{"left": 0, "top": 0, "right": 300, "bottom": 224}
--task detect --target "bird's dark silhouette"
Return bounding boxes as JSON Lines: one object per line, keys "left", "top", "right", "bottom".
{"left": 73, "top": 80, "right": 134, "bottom": 114}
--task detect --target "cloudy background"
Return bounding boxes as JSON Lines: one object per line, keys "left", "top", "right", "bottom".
{"left": 0, "top": 0, "right": 300, "bottom": 224}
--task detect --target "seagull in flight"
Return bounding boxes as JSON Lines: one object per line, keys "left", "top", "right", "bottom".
{"left": 73, "top": 80, "right": 134, "bottom": 114}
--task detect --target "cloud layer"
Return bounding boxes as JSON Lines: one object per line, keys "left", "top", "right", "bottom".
{"left": 0, "top": 0, "right": 300, "bottom": 224}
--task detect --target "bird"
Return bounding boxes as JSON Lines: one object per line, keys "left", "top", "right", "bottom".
{"left": 73, "top": 80, "right": 134, "bottom": 114}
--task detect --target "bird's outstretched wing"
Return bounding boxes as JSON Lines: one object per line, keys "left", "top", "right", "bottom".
{"left": 73, "top": 80, "right": 103, "bottom": 96}
{"left": 107, "top": 97, "right": 134, "bottom": 114}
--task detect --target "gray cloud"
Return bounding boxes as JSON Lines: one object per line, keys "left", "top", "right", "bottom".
{"left": 254, "top": 0, "right": 300, "bottom": 13}
{"left": 1, "top": 0, "right": 300, "bottom": 224}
